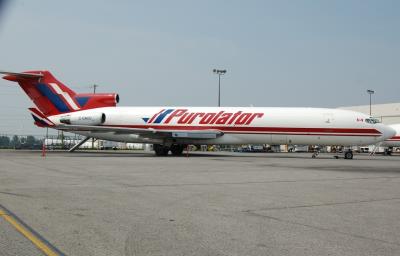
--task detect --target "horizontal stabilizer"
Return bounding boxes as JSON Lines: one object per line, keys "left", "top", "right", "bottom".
{"left": 0, "top": 71, "right": 43, "bottom": 79}
{"left": 29, "top": 108, "right": 54, "bottom": 127}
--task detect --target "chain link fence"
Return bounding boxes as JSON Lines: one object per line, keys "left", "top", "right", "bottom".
{"left": 0, "top": 133, "right": 85, "bottom": 150}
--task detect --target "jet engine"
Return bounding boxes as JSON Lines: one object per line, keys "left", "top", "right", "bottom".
{"left": 74, "top": 93, "right": 120, "bottom": 109}
{"left": 60, "top": 112, "right": 106, "bottom": 125}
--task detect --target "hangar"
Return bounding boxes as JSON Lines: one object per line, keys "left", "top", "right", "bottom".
{"left": 340, "top": 102, "right": 400, "bottom": 125}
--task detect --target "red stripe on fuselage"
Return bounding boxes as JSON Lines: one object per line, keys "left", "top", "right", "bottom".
{"left": 386, "top": 136, "right": 400, "bottom": 141}
{"left": 104, "top": 124, "right": 382, "bottom": 136}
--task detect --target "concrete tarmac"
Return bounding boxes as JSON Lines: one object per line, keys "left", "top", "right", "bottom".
{"left": 0, "top": 150, "right": 400, "bottom": 256}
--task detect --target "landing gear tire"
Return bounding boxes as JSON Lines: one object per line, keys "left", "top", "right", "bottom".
{"left": 153, "top": 144, "right": 169, "bottom": 156}
{"left": 170, "top": 144, "right": 184, "bottom": 156}
{"left": 344, "top": 151, "right": 353, "bottom": 159}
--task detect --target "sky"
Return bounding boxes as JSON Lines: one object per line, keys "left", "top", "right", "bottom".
{"left": 0, "top": 0, "right": 399, "bottom": 135}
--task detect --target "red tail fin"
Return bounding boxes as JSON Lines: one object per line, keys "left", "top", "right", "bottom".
{"left": 2, "top": 70, "right": 78, "bottom": 116}
{"left": 1, "top": 70, "right": 119, "bottom": 117}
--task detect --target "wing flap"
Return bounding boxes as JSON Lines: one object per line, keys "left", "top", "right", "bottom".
{"left": 56, "top": 124, "right": 223, "bottom": 139}
{"left": 171, "top": 132, "right": 220, "bottom": 139}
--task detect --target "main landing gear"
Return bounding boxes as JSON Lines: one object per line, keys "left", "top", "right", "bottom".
{"left": 170, "top": 144, "right": 185, "bottom": 156}
{"left": 153, "top": 144, "right": 170, "bottom": 156}
{"left": 153, "top": 144, "right": 185, "bottom": 156}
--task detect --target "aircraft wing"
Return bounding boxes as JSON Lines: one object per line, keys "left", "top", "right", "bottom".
{"left": 56, "top": 124, "right": 223, "bottom": 139}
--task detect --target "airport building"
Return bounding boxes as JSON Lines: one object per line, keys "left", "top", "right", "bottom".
{"left": 340, "top": 102, "right": 400, "bottom": 125}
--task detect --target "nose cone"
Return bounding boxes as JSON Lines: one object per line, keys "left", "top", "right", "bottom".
{"left": 381, "top": 125, "right": 396, "bottom": 140}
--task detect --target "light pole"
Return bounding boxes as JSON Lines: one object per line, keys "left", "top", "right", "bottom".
{"left": 91, "top": 84, "right": 99, "bottom": 94}
{"left": 213, "top": 69, "right": 226, "bottom": 107}
{"left": 91, "top": 84, "right": 99, "bottom": 149}
{"left": 367, "top": 89, "right": 374, "bottom": 116}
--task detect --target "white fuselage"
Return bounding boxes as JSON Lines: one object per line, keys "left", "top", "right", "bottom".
{"left": 48, "top": 107, "right": 395, "bottom": 146}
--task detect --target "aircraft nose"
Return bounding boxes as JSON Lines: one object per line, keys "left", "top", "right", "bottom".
{"left": 381, "top": 125, "right": 396, "bottom": 140}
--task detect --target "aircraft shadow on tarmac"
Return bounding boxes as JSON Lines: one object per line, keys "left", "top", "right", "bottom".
{"left": 5, "top": 150, "right": 400, "bottom": 161}
{"left": 60, "top": 151, "right": 320, "bottom": 158}
{"left": 55, "top": 150, "right": 400, "bottom": 161}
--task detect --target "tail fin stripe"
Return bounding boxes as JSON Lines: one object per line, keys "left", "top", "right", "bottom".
{"left": 37, "top": 84, "right": 71, "bottom": 113}
{"left": 75, "top": 96, "right": 90, "bottom": 107}
{"left": 48, "top": 83, "right": 80, "bottom": 110}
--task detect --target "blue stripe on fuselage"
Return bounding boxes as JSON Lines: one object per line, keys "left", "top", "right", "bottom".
{"left": 153, "top": 109, "right": 174, "bottom": 123}
{"left": 36, "top": 83, "right": 70, "bottom": 113}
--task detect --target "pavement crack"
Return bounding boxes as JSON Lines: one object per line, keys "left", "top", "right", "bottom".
{"left": 119, "top": 176, "right": 400, "bottom": 188}
{"left": 245, "top": 211, "right": 400, "bottom": 247}
{"left": 0, "top": 191, "right": 32, "bottom": 198}
{"left": 246, "top": 197, "right": 400, "bottom": 212}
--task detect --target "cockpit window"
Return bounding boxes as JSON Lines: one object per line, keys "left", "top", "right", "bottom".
{"left": 365, "top": 118, "right": 381, "bottom": 124}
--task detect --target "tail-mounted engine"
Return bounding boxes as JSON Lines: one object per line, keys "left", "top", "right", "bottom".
{"left": 74, "top": 93, "right": 119, "bottom": 110}
{"left": 60, "top": 112, "right": 106, "bottom": 125}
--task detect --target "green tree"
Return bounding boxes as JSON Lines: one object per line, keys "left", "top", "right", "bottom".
{"left": 26, "top": 135, "right": 36, "bottom": 148}
{"left": 11, "top": 135, "right": 20, "bottom": 148}
{"left": 0, "top": 136, "right": 10, "bottom": 148}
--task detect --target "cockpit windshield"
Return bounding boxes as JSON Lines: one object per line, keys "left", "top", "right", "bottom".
{"left": 365, "top": 118, "right": 381, "bottom": 124}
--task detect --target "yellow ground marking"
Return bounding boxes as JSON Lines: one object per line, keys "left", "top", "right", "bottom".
{"left": 0, "top": 209, "right": 60, "bottom": 256}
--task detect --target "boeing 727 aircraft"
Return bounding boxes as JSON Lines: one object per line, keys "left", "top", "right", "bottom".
{"left": 1, "top": 70, "right": 396, "bottom": 158}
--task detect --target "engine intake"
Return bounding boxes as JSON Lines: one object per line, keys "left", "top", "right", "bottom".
{"left": 60, "top": 112, "right": 106, "bottom": 125}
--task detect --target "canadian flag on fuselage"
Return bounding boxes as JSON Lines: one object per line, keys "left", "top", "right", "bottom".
{"left": 1, "top": 70, "right": 119, "bottom": 118}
